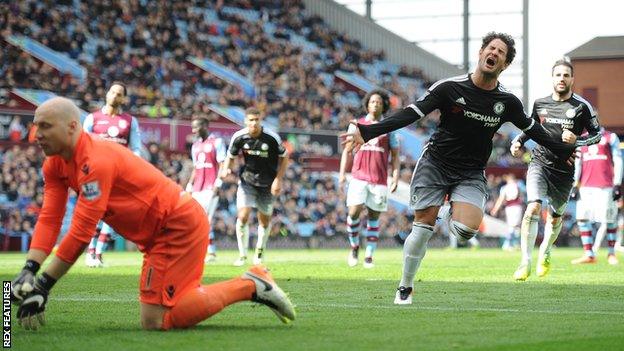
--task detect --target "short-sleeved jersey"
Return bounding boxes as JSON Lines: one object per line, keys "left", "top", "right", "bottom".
{"left": 577, "top": 130, "right": 621, "bottom": 188}
{"left": 190, "top": 135, "right": 226, "bottom": 192}
{"left": 350, "top": 116, "right": 399, "bottom": 185}
{"left": 29, "top": 132, "right": 183, "bottom": 263}
{"left": 228, "top": 127, "right": 286, "bottom": 188}
{"left": 83, "top": 109, "right": 142, "bottom": 155}
{"left": 523, "top": 94, "right": 600, "bottom": 174}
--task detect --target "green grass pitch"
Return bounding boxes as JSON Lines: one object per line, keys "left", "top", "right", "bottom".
{"left": 2, "top": 248, "right": 623, "bottom": 351}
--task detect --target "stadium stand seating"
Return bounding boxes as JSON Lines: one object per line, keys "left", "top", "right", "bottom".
{"left": 0, "top": 0, "right": 430, "bottom": 131}
{"left": 0, "top": 0, "right": 534, "bottom": 250}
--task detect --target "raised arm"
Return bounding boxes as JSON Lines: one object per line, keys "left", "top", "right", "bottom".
{"left": 358, "top": 105, "right": 423, "bottom": 142}
{"left": 358, "top": 81, "right": 445, "bottom": 142}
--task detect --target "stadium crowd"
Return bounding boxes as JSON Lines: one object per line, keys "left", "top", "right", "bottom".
{"left": 0, "top": 144, "right": 43, "bottom": 244}
{"left": 0, "top": 0, "right": 524, "bottom": 166}
{"left": 0, "top": 0, "right": 432, "bottom": 132}
{"left": 0, "top": 140, "right": 417, "bottom": 249}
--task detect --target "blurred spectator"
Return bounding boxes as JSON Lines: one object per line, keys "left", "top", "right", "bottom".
{"left": 8, "top": 116, "right": 25, "bottom": 141}
{"left": 0, "top": 144, "right": 44, "bottom": 245}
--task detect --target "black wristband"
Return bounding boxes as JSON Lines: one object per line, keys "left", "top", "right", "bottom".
{"left": 23, "top": 260, "right": 41, "bottom": 274}
{"left": 36, "top": 273, "right": 57, "bottom": 291}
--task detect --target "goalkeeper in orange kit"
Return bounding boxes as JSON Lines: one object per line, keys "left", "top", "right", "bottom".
{"left": 10, "top": 97, "right": 295, "bottom": 330}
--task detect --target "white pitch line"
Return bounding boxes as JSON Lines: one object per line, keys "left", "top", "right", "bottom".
{"left": 304, "top": 303, "right": 624, "bottom": 316}
{"left": 56, "top": 297, "right": 135, "bottom": 303}
{"left": 55, "top": 297, "right": 624, "bottom": 316}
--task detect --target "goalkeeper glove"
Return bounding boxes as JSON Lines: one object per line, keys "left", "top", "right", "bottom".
{"left": 17, "top": 273, "right": 56, "bottom": 331}
{"left": 11, "top": 259, "right": 40, "bottom": 303}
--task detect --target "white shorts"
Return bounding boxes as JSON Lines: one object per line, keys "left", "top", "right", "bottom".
{"left": 346, "top": 178, "right": 388, "bottom": 212}
{"left": 504, "top": 204, "right": 523, "bottom": 227}
{"left": 191, "top": 189, "right": 219, "bottom": 222}
{"left": 576, "top": 187, "right": 617, "bottom": 223}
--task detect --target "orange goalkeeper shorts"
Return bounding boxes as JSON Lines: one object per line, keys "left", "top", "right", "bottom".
{"left": 139, "top": 195, "right": 209, "bottom": 307}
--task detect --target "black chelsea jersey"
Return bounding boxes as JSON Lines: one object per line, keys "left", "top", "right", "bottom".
{"left": 359, "top": 74, "right": 573, "bottom": 172}
{"left": 228, "top": 127, "right": 286, "bottom": 188}
{"left": 517, "top": 94, "right": 600, "bottom": 174}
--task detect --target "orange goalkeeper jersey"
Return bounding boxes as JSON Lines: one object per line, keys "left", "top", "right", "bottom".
{"left": 30, "top": 132, "right": 183, "bottom": 263}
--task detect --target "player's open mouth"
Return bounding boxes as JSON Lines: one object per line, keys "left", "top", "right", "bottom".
{"left": 486, "top": 57, "right": 496, "bottom": 67}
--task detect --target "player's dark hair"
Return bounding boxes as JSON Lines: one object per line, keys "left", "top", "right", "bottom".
{"left": 551, "top": 59, "right": 574, "bottom": 76}
{"left": 362, "top": 89, "right": 390, "bottom": 114}
{"left": 481, "top": 32, "right": 516, "bottom": 64}
{"left": 110, "top": 81, "right": 127, "bottom": 96}
{"left": 194, "top": 117, "right": 209, "bottom": 127}
{"left": 245, "top": 107, "right": 261, "bottom": 116}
